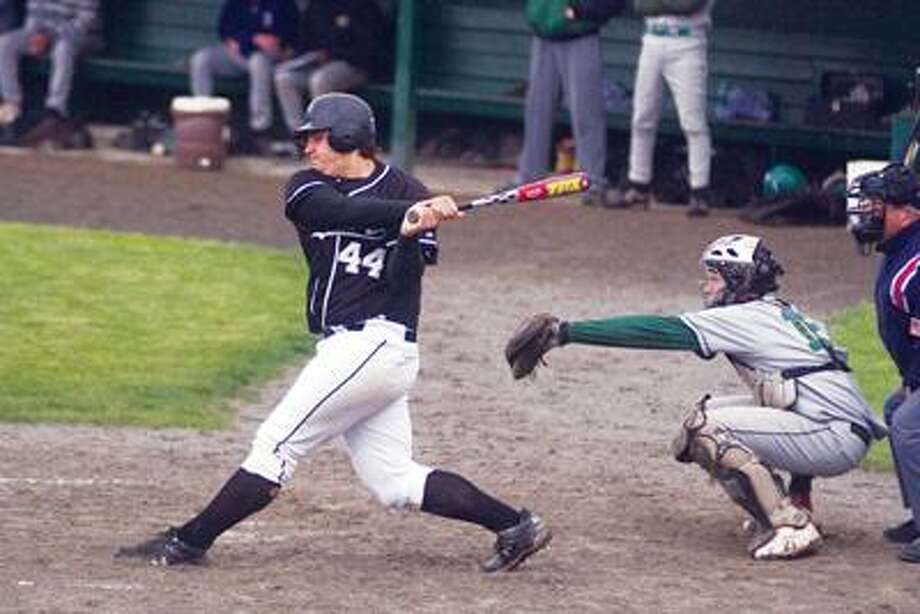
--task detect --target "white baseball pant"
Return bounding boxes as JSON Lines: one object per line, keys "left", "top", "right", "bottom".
{"left": 242, "top": 319, "right": 432, "bottom": 508}
{"left": 628, "top": 34, "right": 711, "bottom": 190}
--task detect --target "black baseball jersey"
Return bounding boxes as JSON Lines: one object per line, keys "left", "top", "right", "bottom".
{"left": 283, "top": 161, "right": 438, "bottom": 336}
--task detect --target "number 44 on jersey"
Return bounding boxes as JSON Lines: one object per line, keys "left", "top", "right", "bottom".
{"left": 337, "top": 241, "right": 386, "bottom": 279}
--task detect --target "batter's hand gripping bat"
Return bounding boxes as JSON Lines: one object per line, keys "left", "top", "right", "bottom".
{"left": 406, "top": 172, "right": 591, "bottom": 223}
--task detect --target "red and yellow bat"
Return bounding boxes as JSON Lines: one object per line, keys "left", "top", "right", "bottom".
{"left": 407, "top": 172, "right": 590, "bottom": 222}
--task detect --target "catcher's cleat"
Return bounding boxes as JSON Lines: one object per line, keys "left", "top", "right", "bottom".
{"left": 114, "top": 527, "right": 207, "bottom": 567}
{"left": 746, "top": 507, "right": 822, "bottom": 539}
{"left": 884, "top": 519, "right": 920, "bottom": 544}
{"left": 749, "top": 522, "right": 822, "bottom": 561}
{"left": 481, "top": 509, "right": 552, "bottom": 573}
{"left": 741, "top": 516, "right": 767, "bottom": 538}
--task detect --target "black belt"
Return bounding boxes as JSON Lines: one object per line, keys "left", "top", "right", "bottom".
{"left": 850, "top": 422, "right": 871, "bottom": 446}
{"left": 781, "top": 361, "right": 850, "bottom": 379}
{"left": 322, "top": 321, "right": 417, "bottom": 343}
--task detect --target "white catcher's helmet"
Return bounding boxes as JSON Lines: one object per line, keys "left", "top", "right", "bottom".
{"left": 700, "top": 234, "right": 784, "bottom": 307}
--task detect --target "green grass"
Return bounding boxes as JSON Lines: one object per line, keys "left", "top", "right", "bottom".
{"left": 0, "top": 221, "right": 902, "bottom": 474}
{"left": 0, "top": 222, "right": 312, "bottom": 429}
{"left": 829, "top": 302, "right": 899, "bottom": 471}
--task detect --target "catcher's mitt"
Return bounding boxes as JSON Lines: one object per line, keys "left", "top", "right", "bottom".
{"left": 504, "top": 313, "right": 563, "bottom": 379}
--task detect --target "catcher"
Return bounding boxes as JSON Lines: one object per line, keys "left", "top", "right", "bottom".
{"left": 505, "top": 233, "right": 887, "bottom": 560}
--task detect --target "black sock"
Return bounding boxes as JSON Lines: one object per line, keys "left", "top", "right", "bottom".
{"left": 630, "top": 181, "right": 651, "bottom": 194}
{"left": 691, "top": 186, "right": 710, "bottom": 198}
{"left": 420, "top": 470, "right": 521, "bottom": 533}
{"left": 176, "top": 468, "right": 279, "bottom": 550}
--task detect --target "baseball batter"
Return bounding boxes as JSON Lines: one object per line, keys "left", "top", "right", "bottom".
{"left": 505, "top": 234, "right": 886, "bottom": 560}
{"left": 612, "top": 0, "right": 714, "bottom": 215}
{"left": 116, "top": 93, "right": 551, "bottom": 572}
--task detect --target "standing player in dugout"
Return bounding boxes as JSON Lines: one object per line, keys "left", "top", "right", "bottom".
{"left": 505, "top": 234, "right": 887, "bottom": 560}
{"left": 116, "top": 93, "right": 551, "bottom": 572}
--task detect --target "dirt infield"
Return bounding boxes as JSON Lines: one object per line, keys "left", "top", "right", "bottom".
{"left": 1, "top": 152, "right": 918, "bottom": 613}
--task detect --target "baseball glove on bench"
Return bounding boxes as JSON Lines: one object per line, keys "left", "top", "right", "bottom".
{"left": 504, "top": 313, "right": 565, "bottom": 379}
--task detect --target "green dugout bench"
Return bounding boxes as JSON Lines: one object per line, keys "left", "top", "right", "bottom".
{"left": 20, "top": 0, "right": 920, "bottom": 170}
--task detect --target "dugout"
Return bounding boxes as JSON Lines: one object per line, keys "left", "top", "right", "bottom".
{"left": 10, "top": 0, "right": 920, "bottom": 176}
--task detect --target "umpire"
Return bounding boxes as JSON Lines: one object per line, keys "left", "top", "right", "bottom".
{"left": 115, "top": 93, "right": 551, "bottom": 572}
{"left": 847, "top": 162, "right": 920, "bottom": 562}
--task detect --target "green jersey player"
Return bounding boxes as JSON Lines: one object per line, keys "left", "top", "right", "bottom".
{"left": 505, "top": 234, "right": 886, "bottom": 560}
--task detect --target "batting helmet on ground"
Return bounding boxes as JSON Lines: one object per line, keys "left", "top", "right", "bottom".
{"left": 762, "top": 163, "right": 808, "bottom": 201}
{"left": 294, "top": 93, "right": 376, "bottom": 154}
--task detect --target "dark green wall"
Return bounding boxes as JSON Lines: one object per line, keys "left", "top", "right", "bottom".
{"left": 440, "top": 1, "right": 920, "bottom": 45}
{"left": 712, "top": 0, "right": 918, "bottom": 42}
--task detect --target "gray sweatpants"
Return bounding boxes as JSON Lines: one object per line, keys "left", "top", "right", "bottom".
{"left": 190, "top": 44, "right": 274, "bottom": 132}
{"left": 518, "top": 34, "right": 608, "bottom": 192}
{"left": 274, "top": 52, "right": 368, "bottom": 133}
{"left": 0, "top": 28, "right": 99, "bottom": 115}
{"left": 705, "top": 395, "right": 867, "bottom": 477}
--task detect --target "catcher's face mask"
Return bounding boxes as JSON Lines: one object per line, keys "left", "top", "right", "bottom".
{"left": 700, "top": 268, "right": 728, "bottom": 308}
{"left": 700, "top": 234, "right": 783, "bottom": 307}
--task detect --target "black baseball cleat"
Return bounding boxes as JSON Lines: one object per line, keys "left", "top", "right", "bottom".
{"left": 114, "top": 527, "right": 207, "bottom": 567}
{"left": 481, "top": 509, "right": 552, "bottom": 573}
{"left": 899, "top": 537, "right": 920, "bottom": 563}
{"left": 884, "top": 519, "right": 920, "bottom": 544}
{"left": 686, "top": 191, "right": 711, "bottom": 218}
{"left": 603, "top": 186, "right": 651, "bottom": 210}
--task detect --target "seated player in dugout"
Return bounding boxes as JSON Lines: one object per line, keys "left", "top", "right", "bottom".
{"left": 504, "top": 234, "right": 887, "bottom": 560}
{"left": 115, "top": 93, "right": 551, "bottom": 573}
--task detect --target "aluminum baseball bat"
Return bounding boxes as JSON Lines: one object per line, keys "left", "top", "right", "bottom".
{"left": 406, "top": 172, "right": 591, "bottom": 223}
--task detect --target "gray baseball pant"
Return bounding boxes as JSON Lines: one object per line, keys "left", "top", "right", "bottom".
{"left": 518, "top": 33, "right": 608, "bottom": 192}
{"left": 0, "top": 28, "right": 94, "bottom": 115}
{"left": 190, "top": 44, "right": 274, "bottom": 132}
{"left": 705, "top": 395, "right": 867, "bottom": 477}
{"left": 887, "top": 388, "right": 920, "bottom": 526}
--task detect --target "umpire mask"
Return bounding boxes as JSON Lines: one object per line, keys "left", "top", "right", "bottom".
{"left": 846, "top": 163, "right": 918, "bottom": 254}
{"left": 700, "top": 235, "right": 783, "bottom": 308}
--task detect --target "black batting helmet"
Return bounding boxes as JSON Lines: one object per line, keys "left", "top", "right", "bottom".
{"left": 293, "top": 93, "right": 376, "bottom": 154}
